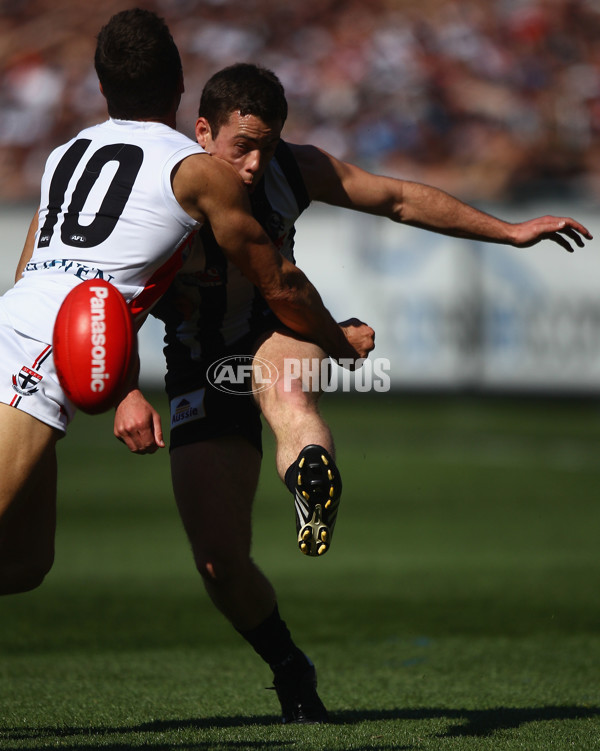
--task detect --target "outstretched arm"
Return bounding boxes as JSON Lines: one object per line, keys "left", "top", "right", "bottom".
{"left": 292, "top": 144, "right": 592, "bottom": 253}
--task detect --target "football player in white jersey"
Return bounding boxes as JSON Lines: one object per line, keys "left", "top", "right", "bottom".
{"left": 0, "top": 14, "right": 372, "bottom": 607}
{"left": 113, "top": 63, "right": 592, "bottom": 723}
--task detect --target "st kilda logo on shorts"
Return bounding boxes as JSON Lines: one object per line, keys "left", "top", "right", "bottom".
{"left": 12, "top": 366, "right": 43, "bottom": 396}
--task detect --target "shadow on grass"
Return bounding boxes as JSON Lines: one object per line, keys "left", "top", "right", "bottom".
{"left": 2, "top": 705, "right": 599, "bottom": 749}
{"left": 0, "top": 717, "right": 284, "bottom": 751}
{"left": 333, "top": 704, "right": 600, "bottom": 737}
{"left": 0, "top": 744, "right": 287, "bottom": 751}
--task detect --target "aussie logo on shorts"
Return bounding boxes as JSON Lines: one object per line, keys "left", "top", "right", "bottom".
{"left": 170, "top": 388, "right": 206, "bottom": 429}
{"left": 12, "top": 366, "right": 43, "bottom": 396}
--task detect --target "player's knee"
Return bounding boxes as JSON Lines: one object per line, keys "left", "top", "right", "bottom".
{"left": 261, "top": 367, "right": 317, "bottom": 416}
{"left": 0, "top": 556, "right": 53, "bottom": 595}
{"left": 195, "top": 550, "right": 247, "bottom": 585}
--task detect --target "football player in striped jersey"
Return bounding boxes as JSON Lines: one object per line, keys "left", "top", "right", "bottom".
{"left": 114, "top": 63, "right": 591, "bottom": 723}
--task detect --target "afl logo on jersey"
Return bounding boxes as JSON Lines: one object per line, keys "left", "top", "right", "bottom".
{"left": 70, "top": 234, "right": 87, "bottom": 244}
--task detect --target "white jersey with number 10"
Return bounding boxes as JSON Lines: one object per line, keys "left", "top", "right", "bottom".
{"left": 2, "top": 117, "right": 204, "bottom": 343}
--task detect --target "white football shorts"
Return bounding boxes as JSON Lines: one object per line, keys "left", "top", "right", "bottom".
{"left": 0, "top": 319, "right": 75, "bottom": 433}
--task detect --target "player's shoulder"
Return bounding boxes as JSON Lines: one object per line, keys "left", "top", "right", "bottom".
{"left": 284, "top": 143, "right": 340, "bottom": 202}
{"left": 285, "top": 142, "right": 341, "bottom": 178}
{"left": 286, "top": 142, "right": 324, "bottom": 170}
{"left": 75, "top": 119, "right": 200, "bottom": 152}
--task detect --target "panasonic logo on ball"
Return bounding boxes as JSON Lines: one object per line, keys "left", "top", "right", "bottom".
{"left": 89, "top": 285, "right": 110, "bottom": 393}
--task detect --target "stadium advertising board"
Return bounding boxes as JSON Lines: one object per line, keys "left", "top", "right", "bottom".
{"left": 2, "top": 203, "right": 600, "bottom": 393}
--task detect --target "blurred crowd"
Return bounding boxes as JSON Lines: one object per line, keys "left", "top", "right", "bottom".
{"left": 1, "top": 0, "right": 600, "bottom": 204}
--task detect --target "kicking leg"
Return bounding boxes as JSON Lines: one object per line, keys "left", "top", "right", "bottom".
{"left": 253, "top": 332, "right": 342, "bottom": 557}
{"left": 253, "top": 331, "right": 333, "bottom": 479}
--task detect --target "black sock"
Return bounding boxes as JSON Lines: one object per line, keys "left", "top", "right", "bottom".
{"left": 237, "top": 605, "right": 309, "bottom": 676}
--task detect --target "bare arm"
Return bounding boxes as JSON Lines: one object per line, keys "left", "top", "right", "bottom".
{"left": 15, "top": 210, "right": 38, "bottom": 283}
{"left": 172, "top": 153, "right": 365, "bottom": 363}
{"left": 291, "top": 144, "right": 592, "bottom": 253}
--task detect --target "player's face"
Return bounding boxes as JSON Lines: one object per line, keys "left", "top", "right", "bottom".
{"left": 195, "top": 111, "right": 282, "bottom": 191}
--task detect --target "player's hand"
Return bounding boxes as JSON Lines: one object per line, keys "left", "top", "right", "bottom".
{"left": 114, "top": 388, "right": 165, "bottom": 454}
{"left": 337, "top": 318, "right": 375, "bottom": 369}
{"left": 510, "top": 216, "right": 592, "bottom": 253}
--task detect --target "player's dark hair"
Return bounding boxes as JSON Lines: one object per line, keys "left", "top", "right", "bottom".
{"left": 199, "top": 63, "right": 288, "bottom": 135}
{"left": 94, "top": 8, "right": 182, "bottom": 120}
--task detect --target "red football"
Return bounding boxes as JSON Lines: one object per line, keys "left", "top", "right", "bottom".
{"left": 53, "top": 279, "right": 137, "bottom": 414}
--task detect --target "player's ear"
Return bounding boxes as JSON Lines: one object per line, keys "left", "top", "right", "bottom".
{"left": 195, "top": 117, "right": 212, "bottom": 149}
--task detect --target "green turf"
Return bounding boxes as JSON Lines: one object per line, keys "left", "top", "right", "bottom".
{"left": 1, "top": 392, "right": 600, "bottom": 750}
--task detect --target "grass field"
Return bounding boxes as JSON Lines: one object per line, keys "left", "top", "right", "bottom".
{"left": 1, "top": 391, "right": 600, "bottom": 750}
